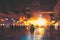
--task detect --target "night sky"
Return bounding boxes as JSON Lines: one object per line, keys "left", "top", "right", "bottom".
{"left": 0, "top": 0, "right": 58, "bottom": 14}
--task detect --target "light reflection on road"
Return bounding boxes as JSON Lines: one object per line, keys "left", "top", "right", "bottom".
{"left": 27, "top": 27, "right": 46, "bottom": 40}
{"left": 3, "top": 27, "right": 47, "bottom": 40}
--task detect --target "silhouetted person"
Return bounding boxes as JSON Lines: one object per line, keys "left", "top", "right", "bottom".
{"left": 30, "top": 24, "right": 35, "bottom": 34}
{"left": 30, "top": 24, "right": 35, "bottom": 40}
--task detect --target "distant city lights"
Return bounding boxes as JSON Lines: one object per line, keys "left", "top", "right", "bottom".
{"left": 5, "top": 18, "right": 9, "bottom": 20}
{"left": 13, "top": 20, "right": 16, "bottom": 22}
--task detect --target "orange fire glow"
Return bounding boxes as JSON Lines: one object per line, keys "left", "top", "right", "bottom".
{"left": 19, "top": 16, "right": 49, "bottom": 26}
{"left": 19, "top": 11, "right": 51, "bottom": 26}
{"left": 36, "top": 18, "right": 48, "bottom": 26}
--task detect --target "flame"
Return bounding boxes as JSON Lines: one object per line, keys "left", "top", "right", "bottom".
{"left": 36, "top": 18, "right": 48, "bottom": 26}
{"left": 19, "top": 11, "right": 50, "bottom": 26}
{"left": 23, "top": 21, "right": 30, "bottom": 26}
{"left": 19, "top": 15, "right": 49, "bottom": 26}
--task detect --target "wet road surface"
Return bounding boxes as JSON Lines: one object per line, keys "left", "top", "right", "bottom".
{"left": 0, "top": 28, "right": 60, "bottom": 40}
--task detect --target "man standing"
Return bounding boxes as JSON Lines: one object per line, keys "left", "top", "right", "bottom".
{"left": 30, "top": 24, "right": 35, "bottom": 34}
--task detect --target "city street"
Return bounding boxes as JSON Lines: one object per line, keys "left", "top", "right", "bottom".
{"left": 0, "top": 27, "right": 60, "bottom": 40}
{"left": 0, "top": 0, "right": 60, "bottom": 40}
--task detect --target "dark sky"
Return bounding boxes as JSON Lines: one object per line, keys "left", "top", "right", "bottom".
{"left": 0, "top": 0, "right": 57, "bottom": 14}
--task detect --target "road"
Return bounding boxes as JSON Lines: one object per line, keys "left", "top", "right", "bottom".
{"left": 0, "top": 27, "right": 60, "bottom": 40}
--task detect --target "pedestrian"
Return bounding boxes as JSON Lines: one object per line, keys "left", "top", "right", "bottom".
{"left": 30, "top": 24, "right": 35, "bottom": 34}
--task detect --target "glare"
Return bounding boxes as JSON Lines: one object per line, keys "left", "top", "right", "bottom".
{"left": 34, "top": 26, "right": 46, "bottom": 40}
{"left": 28, "top": 20, "right": 37, "bottom": 26}
{"left": 36, "top": 18, "right": 48, "bottom": 26}
{"left": 23, "top": 21, "right": 30, "bottom": 26}
{"left": 39, "top": 14, "right": 42, "bottom": 18}
{"left": 54, "top": 22, "right": 58, "bottom": 30}
{"left": 1, "top": 19, "right": 5, "bottom": 21}
{"left": 3, "top": 24, "right": 5, "bottom": 26}
{"left": 51, "top": 20, "right": 55, "bottom": 24}
{"left": 54, "top": 22, "right": 58, "bottom": 26}
{"left": 5, "top": 18, "right": 8, "bottom": 20}
{"left": 19, "top": 15, "right": 48, "bottom": 26}
{"left": 13, "top": 20, "right": 16, "bottom": 22}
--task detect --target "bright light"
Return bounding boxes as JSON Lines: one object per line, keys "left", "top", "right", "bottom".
{"left": 19, "top": 17, "right": 26, "bottom": 22}
{"left": 19, "top": 15, "right": 48, "bottom": 26}
{"left": 37, "top": 27, "right": 45, "bottom": 36}
{"left": 5, "top": 18, "right": 8, "bottom": 20}
{"left": 23, "top": 21, "right": 30, "bottom": 26}
{"left": 13, "top": 20, "right": 16, "bottom": 22}
{"left": 55, "top": 22, "right": 58, "bottom": 26}
{"left": 27, "top": 18, "right": 48, "bottom": 26}
{"left": 28, "top": 20, "right": 37, "bottom": 26}
{"left": 39, "top": 14, "right": 42, "bottom": 18}
{"left": 54, "top": 22, "right": 58, "bottom": 30}
{"left": 34, "top": 27, "right": 46, "bottom": 40}
{"left": 1, "top": 19, "right": 5, "bottom": 21}
{"left": 36, "top": 18, "right": 48, "bottom": 26}
{"left": 19, "top": 17, "right": 48, "bottom": 26}
{"left": 3, "top": 24, "right": 5, "bottom": 26}
{"left": 51, "top": 20, "right": 55, "bottom": 24}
